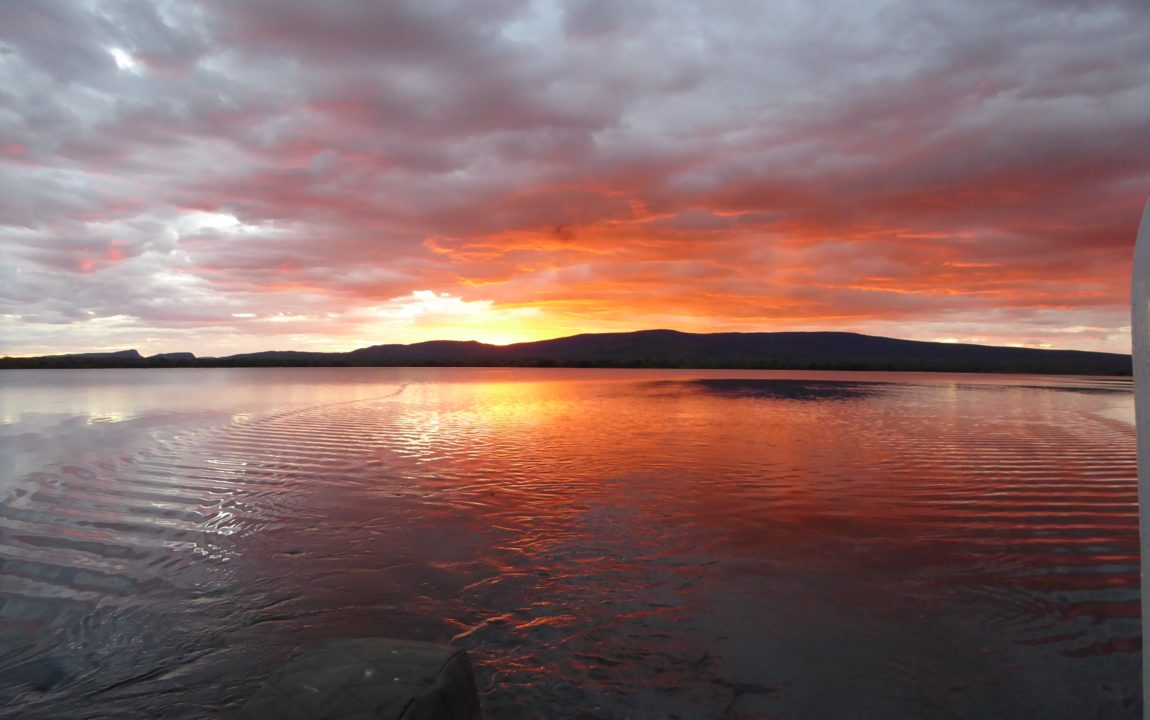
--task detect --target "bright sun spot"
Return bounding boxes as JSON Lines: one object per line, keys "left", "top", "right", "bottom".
{"left": 365, "top": 291, "right": 544, "bottom": 345}
{"left": 375, "top": 290, "right": 494, "bottom": 319}
{"left": 107, "top": 47, "right": 142, "bottom": 73}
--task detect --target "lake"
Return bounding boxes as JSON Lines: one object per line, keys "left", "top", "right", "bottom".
{"left": 0, "top": 367, "right": 1139, "bottom": 718}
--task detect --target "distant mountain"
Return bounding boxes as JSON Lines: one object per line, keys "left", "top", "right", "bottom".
{"left": 0, "top": 330, "right": 1131, "bottom": 375}
{"left": 0, "top": 349, "right": 192, "bottom": 368}
{"left": 150, "top": 352, "right": 196, "bottom": 362}
{"left": 56, "top": 349, "right": 144, "bottom": 360}
{"left": 345, "top": 330, "right": 1130, "bottom": 374}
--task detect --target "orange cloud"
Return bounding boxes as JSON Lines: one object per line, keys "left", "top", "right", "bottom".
{"left": 1, "top": 0, "right": 1146, "bottom": 356}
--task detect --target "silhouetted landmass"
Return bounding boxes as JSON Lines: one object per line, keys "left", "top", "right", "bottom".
{"left": 1, "top": 349, "right": 146, "bottom": 368}
{"left": 0, "top": 329, "right": 1131, "bottom": 375}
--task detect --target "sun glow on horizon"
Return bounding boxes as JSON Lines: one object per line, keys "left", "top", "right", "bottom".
{"left": 345, "top": 290, "right": 557, "bottom": 347}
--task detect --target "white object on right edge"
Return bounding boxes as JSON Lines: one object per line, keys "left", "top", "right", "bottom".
{"left": 1130, "top": 196, "right": 1150, "bottom": 720}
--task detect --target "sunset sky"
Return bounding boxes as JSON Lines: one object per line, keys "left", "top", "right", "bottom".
{"left": 2, "top": 0, "right": 1148, "bottom": 357}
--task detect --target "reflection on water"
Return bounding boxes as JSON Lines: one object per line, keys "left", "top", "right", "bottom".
{"left": 0, "top": 368, "right": 1139, "bottom": 718}
{"left": 668, "top": 378, "right": 886, "bottom": 401}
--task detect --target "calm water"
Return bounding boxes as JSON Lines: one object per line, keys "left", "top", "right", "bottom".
{"left": 0, "top": 368, "right": 1139, "bottom": 718}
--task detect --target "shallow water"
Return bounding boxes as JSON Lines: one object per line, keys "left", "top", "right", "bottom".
{"left": 0, "top": 368, "right": 1139, "bottom": 718}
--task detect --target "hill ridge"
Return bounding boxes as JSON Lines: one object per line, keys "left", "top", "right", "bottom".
{"left": 0, "top": 330, "right": 1131, "bottom": 375}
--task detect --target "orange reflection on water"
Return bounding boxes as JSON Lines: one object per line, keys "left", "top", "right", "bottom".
{"left": 0, "top": 368, "right": 1137, "bottom": 718}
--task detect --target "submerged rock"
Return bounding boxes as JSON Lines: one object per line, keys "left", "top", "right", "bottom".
{"left": 240, "top": 638, "right": 482, "bottom": 720}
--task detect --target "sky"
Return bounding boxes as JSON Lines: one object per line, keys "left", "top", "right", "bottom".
{"left": 2, "top": 0, "right": 1149, "bottom": 357}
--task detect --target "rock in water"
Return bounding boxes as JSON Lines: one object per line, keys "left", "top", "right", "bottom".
{"left": 240, "top": 638, "right": 482, "bottom": 720}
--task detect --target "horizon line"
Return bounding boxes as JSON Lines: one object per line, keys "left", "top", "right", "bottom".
{"left": 2, "top": 327, "right": 1132, "bottom": 360}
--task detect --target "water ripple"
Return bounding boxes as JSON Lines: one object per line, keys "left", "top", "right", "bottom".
{"left": 0, "top": 370, "right": 1138, "bottom": 718}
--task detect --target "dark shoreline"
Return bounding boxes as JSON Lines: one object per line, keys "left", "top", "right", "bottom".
{"left": 0, "top": 359, "right": 1130, "bottom": 376}
{"left": 0, "top": 329, "right": 1131, "bottom": 376}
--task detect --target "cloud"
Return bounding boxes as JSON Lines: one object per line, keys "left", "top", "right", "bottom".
{"left": 1, "top": 0, "right": 1147, "bottom": 355}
